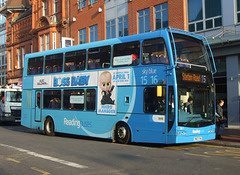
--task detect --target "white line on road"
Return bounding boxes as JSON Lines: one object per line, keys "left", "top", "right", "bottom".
{"left": 0, "top": 143, "right": 88, "bottom": 169}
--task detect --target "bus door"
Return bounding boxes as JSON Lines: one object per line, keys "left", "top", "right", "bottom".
{"left": 35, "top": 91, "right": 42, "bottom": 122}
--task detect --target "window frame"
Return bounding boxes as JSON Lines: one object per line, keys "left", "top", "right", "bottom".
{"left": 142, "top": 38, "right": 169, "bottom": 65}
{"left": 112, "top": 41, "right": 140, "bottom": 67}
{"left": 87, "top": 45, "right": 111, "bottom": 70}
{"left": 237, "top": 0, "right": 240, "bottom": 23}
{"left": 90, "top": 25, "right": 98, "bottom": 42}
{"left": 45, "top": 53, "right": 63, "bottom": 74}
{"left": 138, "top": 8, "right": 150, "bottom": 34}
{"left": 27, "top": 56, "right": 44, "bottom": 75}
{"left": 155, "top": 3, "right": 168, "bottom": 30}
{"left": 78, "top": 0, "right": 86, "bottom": 10}
{"left": 118, "top": 15, "right": 128, "bottom": 37}
{"left": 188, "top": 0, "right": 222, "bottom": 32}
{"left": 43, "top": 90, "right": 61, "bottom": 109}
{"left": 106, "top": 19, "right": 116, "bottom": 39}
{"left": 63, "top": 89, "right": 85, "bottom": 111}
{"left": 143, "top": 86, "right": 166, "bottom": 114}
{"left": 79, "top": 28, "right": 87, "bottom": 44}
{"left": 65, "top": 49, "right": 86, "bottom": 72}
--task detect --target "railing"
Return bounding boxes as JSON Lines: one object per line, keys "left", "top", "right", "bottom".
{"left": 196, "top": 24, "right": 240, "bottom": 40}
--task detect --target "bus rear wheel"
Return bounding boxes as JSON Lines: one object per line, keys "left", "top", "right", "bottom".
{"left": 115, "top": 123, "right": 131, "bottom": 144}
{"left": 44, "top": 117, "right": 55, "bottom": 136}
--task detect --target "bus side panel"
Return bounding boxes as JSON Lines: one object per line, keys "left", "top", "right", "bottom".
{"left": 129, "top": 114, "right": 166, "bottom": 144}
{"left": 117, "top": 86, "right": 167, "bottom": 143}
{"left": 117, "top": 86, "right": 143, "bottom": 114}
{"left": 21, "top": 90, "right": 33, "bottom": 128}
{"left": 41, "top": 110, "right": 120, "bottom": 139}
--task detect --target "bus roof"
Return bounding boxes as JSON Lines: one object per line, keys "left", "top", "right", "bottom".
{"left": 25, "top": 28, "right": 204, "bottom": 59}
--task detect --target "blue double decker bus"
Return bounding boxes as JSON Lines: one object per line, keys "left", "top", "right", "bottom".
{"left": 21, "top": 28, "right": 216, "bottom": 144}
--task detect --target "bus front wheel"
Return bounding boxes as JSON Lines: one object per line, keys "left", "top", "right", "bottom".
{"left": 44, "top": 117, "right": 55, "bottom": 136}
{"left": 115, "top": 122, "right": 131, "bottom": 144}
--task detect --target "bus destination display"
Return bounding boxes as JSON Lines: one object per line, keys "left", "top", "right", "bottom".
{"left": 181, "top": 72, "right": 206, "bottom": 83}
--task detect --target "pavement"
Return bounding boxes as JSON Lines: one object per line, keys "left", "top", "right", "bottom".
{"left": 202, "top": 128, "right": 240, "bottom": 148}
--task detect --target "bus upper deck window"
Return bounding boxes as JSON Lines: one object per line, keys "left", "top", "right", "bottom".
{"left": 113, "top": 41, "right": 140, "bottom": 67}
{"left": 88, "top": 46, "right": 111, "bottom": 70}
{"left": 65, "top": 50, "right": 86, "bottom": 72}
{"left": 142, "top": 38, "right": 169, "bottom": 65}
{"left": 45, "top": 53, "right": 63, "bottom": 74}
{"left": 27, "top": 57, "right": 44, "bottom": 75}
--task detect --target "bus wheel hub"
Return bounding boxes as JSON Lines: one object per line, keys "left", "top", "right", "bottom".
{"left": 118, "top": 127, "right": 126, "bottom": 139}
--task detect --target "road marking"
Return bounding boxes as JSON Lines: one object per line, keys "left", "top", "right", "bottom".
{"left": 31, "top": 167, "right": 50, "bottom": 175}
{"left": 0, "top": 143, "right": 88, "bottom": 169}
{"left": 7, "top": 158, "right": 21, "bottom": 163}
{"left": 185, "top": 153, "right": 211, "bottom": 158}
{"left": 163, "top": 144, "right": 210, "bottom": 150}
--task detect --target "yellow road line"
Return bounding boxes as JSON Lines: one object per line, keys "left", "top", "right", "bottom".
{"left": 185, "top": 153, "right": 211, "bottom": 158}
{"left": 31, "top": 167, "right": 50, "bottom": 175}
{"left": 7, "top": 158, "right": 20, "bottom": 163}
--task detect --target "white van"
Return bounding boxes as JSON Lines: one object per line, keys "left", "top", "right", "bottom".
{"left": 0, "top": 84, "right": 22, "bottom": 123}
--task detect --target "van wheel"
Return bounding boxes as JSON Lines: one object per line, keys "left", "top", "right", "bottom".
{"left": 44, "top": 117, "right": 55, "bottom": 136}
{"left": 115, "top": 123, "right": 131, "bottom": 144}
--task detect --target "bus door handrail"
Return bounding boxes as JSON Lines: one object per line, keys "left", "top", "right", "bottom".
{"left": 202, "top": 36, "right": 217, "bottom": 74}
{"left": 168, "top": 27, "right": 178, "bottom": 68}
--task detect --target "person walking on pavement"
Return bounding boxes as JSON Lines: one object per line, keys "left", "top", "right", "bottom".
{"left": 216, "top": 99, "right": 226, "bottom": 139}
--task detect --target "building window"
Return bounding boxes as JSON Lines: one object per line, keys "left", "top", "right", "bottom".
{"left": 188, "top": 0, "right": 222, "bottom": 32}
{"left": 106, "top": 19, "right": 116, "bottom": 39}
{"left": 79, "top": 28, "right": 86, "bottom": 44}
{"left": 22, "top": 47, "right": 25, "bottom": 68}
{"left": 8, "top": 51, "right": 11, "bottom": 71}
{"left": 118, "top": 15, "right": 128, "bottom": 37}
{"left": 40, "top": 35, "right": 44, "bottom": 51}
{"left": 78, "top": 0, "right": 86, "bottom": 9}
{"left": 53, "top": 0, "right": 58, "bottom": 13}
{"left": 53, "top": 32, "right": 56, "bottom": 49}
{"left": 89, "top": 0, "right": 97, "bottom": 5}
{"left": 237, "top": 0, "right": 240, "bottom": 23}
{"left": 155, "top": 3, "right": 168, "bottom": 29}
{"left": 17, "top": 48, "right": 21, "bottom": 69}
{"left": 138, "top": 8, "right": 150, "bottom": 34}
{"left": 43, "top": 1, "right": 47, "bottom": 16}
{"left": 46, "top": 34, "right": 49, "bottom": 50}
{"left": 90, "top": 25, "right": 98, "bottom": 42}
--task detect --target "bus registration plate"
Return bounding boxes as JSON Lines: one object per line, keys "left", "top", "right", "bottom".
{"left": 194, "top": 137, "right": 202, "bottom": 141}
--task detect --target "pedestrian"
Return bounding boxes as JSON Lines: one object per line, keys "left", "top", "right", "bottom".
{"left": 216, "top": 99, "right": 226, "bottom": 139}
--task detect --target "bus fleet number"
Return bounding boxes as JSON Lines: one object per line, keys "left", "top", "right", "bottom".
{"left": 141, "top": 75, "right": 158, "bottom": 85}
